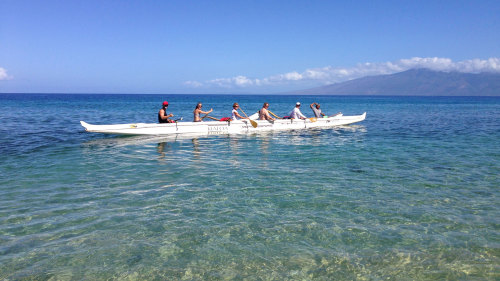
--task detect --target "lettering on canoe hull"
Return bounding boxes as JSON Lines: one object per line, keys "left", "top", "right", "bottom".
{"left": 207, "top": 125, "right": 229, "bottom": 132}
{"left": 208, "top": 130, "right": 228, "bottom": 135}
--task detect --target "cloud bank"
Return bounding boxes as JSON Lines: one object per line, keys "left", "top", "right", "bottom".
{"left": 0, "top": 67, "right": 11, "bottom": 80}
{"left": 185, "top": 57, "right": 500, "bottom": 89}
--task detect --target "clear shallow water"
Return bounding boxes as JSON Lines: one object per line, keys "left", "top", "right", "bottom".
{"left": 0, "top": 94, "right": 499, "bottom": 280}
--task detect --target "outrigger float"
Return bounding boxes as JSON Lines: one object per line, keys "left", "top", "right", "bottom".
{"left": 80, "top": 112, "right": 366, "bottom": 136}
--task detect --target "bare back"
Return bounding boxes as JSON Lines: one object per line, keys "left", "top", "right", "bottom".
{"left": 259, "top": 108, "right": 272, "bottom": 120}
{"left": 193, "top": 109, "right": 201, "bottom": 122}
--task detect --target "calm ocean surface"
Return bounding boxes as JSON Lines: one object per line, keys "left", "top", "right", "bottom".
{"left": 0, "top": 94, "right": 499, "bottom": 280}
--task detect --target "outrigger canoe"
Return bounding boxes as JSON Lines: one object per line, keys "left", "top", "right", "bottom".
{"left": 80, "top": 112, "right": 366, "bottom": 136}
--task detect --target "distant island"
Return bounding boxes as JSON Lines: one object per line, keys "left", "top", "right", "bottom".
{"left": 289, "top": 69, "right": 500, "bottom": 96}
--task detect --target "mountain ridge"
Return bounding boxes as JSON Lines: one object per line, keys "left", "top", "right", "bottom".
{"left": 288, "top": 69, "right": 500, "bottom": 96}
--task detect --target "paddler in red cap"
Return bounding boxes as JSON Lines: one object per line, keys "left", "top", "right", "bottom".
{"left": 158, "top": 101, "right": 175, "bottom": 123}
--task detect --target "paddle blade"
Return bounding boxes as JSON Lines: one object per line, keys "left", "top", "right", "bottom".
{"left": 239, "top": 106, "right": 258, "bottom": 128}
{"left": 249, "top": 119, "right": 258, "bottom": 128}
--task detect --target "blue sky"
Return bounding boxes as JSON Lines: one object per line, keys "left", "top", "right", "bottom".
{"left": 1, "top": 0, "right": 499, "bottom": 94}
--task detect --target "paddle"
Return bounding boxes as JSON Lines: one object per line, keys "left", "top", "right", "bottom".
{"left": 267, "top": 110, "right": 282, "bottom": 119}
{"left": 328, "top": 112, "right": 342, "bottom": 118}
{"left": 204, "top": 116, "right": 220, "bottom": 121}
{"left": 238, "top": 107, "right": 258, "bottom": 128}
{"left": 200, "top": 113, "right": 210, "bottom": 120}
{"left": 174, "top": 117, "right": 183, "bottom": 122}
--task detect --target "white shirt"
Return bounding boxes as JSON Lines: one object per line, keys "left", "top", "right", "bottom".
{"left": 231, "top": 109, "right": 238, "bottom": 120}
{"left": 289, "top": 107, "right": 306, "bottom": 119}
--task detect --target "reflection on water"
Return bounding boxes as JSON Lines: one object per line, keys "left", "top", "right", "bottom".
{"left": 191, "top": 138, "right": 201, "bottom": 160}
{"left": 228, "top": 136, "right": 241, "bottom": 167}
{"left": 156, "top": 142, "right": 167, "bottom": 158}
{"left": 80, "top": 126, "right": 369, "bottom": 173}
{"left": 83, "top": 135, "right": 179, "bottom": 148}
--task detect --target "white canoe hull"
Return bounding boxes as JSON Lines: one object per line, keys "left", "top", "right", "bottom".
{"left": 80, "top": 112, "right": 366, "bottom": 136}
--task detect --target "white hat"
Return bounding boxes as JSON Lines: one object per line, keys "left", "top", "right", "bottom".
{"left": 296, "top": 102, "right": 301, "bottom": 106}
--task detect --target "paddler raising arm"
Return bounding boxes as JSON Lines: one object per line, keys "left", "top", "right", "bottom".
{"left": 310, "top": 102, "right": 326, "bottom": 118}
{"left": 310, "top": 102, "right": 342, "bottom": 118}
{"left": 158, "top": 101, "right": 175, "bottom": 123}
{"left": 193, "top": 102, "right": 213, "bottom": 122}
{"left": 259, "top": 102, "right": 275, "bottom": 121}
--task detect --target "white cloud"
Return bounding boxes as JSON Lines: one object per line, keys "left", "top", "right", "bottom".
{"left": 233, "top": 75, "right": 254, "bottom": 86}
{"left": 0, "top": 67, "right": 12, "bottom": 80}
{"left": 184, "top": 57, "right": 500, "bottom": 89}
{"left": 183, "top": 80, "right": 203, "bottom": 88}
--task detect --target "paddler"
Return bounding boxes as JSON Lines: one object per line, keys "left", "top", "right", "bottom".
{"left": 310, "top": 102, "right": 342, "bottom": 118}
{"left": 193, "top": 102, "right": 213, "bottom": 122}
{"left": 258, "top": 102, "right": 275, "bottom": 121}
{"left": 158, "top": 101, "right": 175, "bottom": 123}
{"left": 310, "top": 102, "right": 326, "bottom": 118}
{"left": 231, "top": 103, "right": 248, "bottom": 120}
{"left": 289, "top": 102, "right": 307, "bottom": 120}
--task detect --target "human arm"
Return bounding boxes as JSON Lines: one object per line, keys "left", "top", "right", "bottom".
{"left": 266, "top": 113, "right": 275, "bottom": 121}
{"left": 200, "top": 108, "right": 213, "bottom": 114}
{"left": 159, "top": 109, "right": 173, "bottom": 121}
{"left": 297, "top": 109, "right": 307, "bottom": 119}
{"left": 235, "top": 111, "right": 247, "bottom": 119}
{"left": 263, "top": 109, "right": 275, "bottom": 121}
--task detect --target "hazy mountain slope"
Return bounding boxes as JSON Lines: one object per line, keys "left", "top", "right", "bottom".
{"left": 291, "top": 69, "right": 500, "bottom": 96}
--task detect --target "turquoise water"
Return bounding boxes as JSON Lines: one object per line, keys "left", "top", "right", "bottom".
{"left": 0, "top": 94, "right": 499, "bottom": 280}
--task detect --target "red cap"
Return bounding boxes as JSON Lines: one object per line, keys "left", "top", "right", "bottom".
{"left": 162, "top": 101, "right": 169, "bottom": 106}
